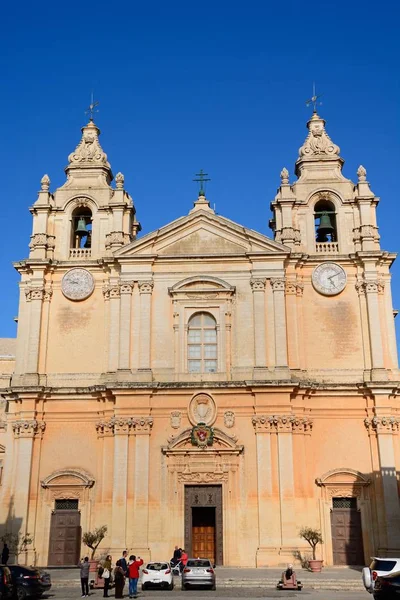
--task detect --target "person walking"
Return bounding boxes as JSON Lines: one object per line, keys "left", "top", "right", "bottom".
{"left": 114, "top": 559, "right": 126, "bottom": 599}
{"left": 1, "top": 543, "right": 9, "bottom": 565}
{"left": 103, "top": 555, "right": 112, "bottom": 598}
{"left": 127, "top": 555, "right": 143, "bottom": 599}
{"left": 79, "top": 557, "right": 90, "bottom": 597}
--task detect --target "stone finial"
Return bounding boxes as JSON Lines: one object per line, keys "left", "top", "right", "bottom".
{"left": 299, "top": 113, "right": 340, "bottom": 158}
{"left": 280, "top": 167, "right": 289, "bottom": 184}
{"left": 357, "top": 165, "right": 367, "bottom": 182}
{"left": 40, "top": 174, "right": 50, "bottom": 191}
{"left": 115, "top": 172, "right": 124, "bottom": 189}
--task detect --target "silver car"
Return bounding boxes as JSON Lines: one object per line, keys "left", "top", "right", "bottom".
{"left": 181, "top": 558, "right": 216, "bottom": 590}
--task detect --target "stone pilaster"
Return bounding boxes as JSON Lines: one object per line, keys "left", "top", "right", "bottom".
{"left": 270, "top": 279, "right": 289, "bottom": 373}
{"left": 118, "top": 282, "right": 134, "bottom": 371}
{"left": 138, "top": 281, "right": 154, "bottom": 375}
{"left": 131, "top": 418, "right": 153, "bottom": 557}
{"left": 358, "top": 279, "right": 387, "bottom": 380}
{"left": 104, "top": 283, "right": 121, "bottom": 372}
{"left": 365, "top": 416, "right": 400, "bottom": 551}
{"left": 250, "top": 278, "right": 267, "bottom": 375}
{"left": 24, "top": 286, "right": 49, "bottom": 382}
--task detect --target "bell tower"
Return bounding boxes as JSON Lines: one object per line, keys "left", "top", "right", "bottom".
{"left": 270, "top": 111, "right": 398, "bottom": 382}
{"left": 29, "top": 118, "right": 141, "bottom": 262}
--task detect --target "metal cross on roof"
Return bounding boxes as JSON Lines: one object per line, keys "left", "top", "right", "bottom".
{"left": 305, "top": 83, "right": 323, "bottom": 113}
{"left": 193, "top": 169, "right": 211, "bottom": 196}
{"left": 86, "top": 92, "right": 99, "bottom": 122}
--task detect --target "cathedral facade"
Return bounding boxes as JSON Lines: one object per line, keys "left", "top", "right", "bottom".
{"left": 0, "top": 112, "right": 399, "bottom": 567}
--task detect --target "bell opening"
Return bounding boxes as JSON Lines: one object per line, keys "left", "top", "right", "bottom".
{"left": 71, "top": 207, "right": 92, "bottom": 249}
{"left": 314, "top": 199, "right": 337, "bottom": 243}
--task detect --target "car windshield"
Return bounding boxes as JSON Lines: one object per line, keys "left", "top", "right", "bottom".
{"left": 371, "top": 560, "right": 397, "bottom": 572}
{"left": 187, "top": 560, "right": 211, "bottom": 568}
{"left": 146, "top": 563, "right": 168, "bottom": 570}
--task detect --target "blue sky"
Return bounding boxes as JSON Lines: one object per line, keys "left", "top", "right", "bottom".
{"left": 0, "top": 1, "right": 399, "bottom": 348}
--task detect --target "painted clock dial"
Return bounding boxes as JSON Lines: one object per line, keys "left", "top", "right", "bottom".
{"left": 312, "top": 262, "right": 347, "bottom": 296}
{"left": 61, "top": 268, "right": 94, "bottom": 301}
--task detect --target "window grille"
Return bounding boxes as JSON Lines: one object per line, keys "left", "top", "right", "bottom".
{"left": 332, "top": 497, "right": 357, "bottom": 509}
{"left": 55, "top": 499, "right": 79, "bottom": 510}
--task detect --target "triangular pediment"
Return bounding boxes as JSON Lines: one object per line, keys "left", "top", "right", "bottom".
{"left": 115, "top": 209, "right": 289, "bottom": 259}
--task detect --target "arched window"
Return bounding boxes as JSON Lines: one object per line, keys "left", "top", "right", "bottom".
{"left": 314, "top": 199, "right": 337, "bottom": 243}
{"left": 187, "top": 312, "right": 217, "bottom": 373}
{"left": 71, "top": 207, "right": 92, "bottom": 249}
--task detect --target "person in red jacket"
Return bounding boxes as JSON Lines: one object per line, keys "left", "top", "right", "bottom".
{"left": 180, "top": 549, "right": 188, "bottom": 572}
{"left": 128, "top": 555, "right": 143, "bottom": 599}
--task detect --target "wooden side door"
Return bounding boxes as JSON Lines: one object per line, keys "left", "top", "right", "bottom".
{"left": 48, "top": 510, "right": 81, "bottom": 565}
{"left": 192, "top": 525, "right": 215, "bottom": 564}
{"left": 331, "top": 500, "right": 364, "bottom": 565}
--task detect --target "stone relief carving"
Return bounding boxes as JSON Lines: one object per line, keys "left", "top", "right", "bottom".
{"left": 12, "top": 420, "right": 46, "bottom": 438}
{"left": 68, "top": 122, "right": 110, "bottom": 167}
{"left": 170, "top": 411, "right": 181, "bottom": 429}
{"left": 280, "top": 167, "right": 289, "bottom": 184}
{"left": 356, "top": 279, "right": 385, "bottom": 296}
{"left": 115, "top": 172, "right": 125, "bottom": 189}
{"left": 40, "top": 174, "right": 50, "bottom": 191}
{"left": 105, "top": 231, "right": 130, "bottom": 248}
{"left": 252, "top": 414, "right": 313, "bottom": 434}
{"left": 96, "top": 417, "right": 153, "bottom": 436}
{"left": 120, "top": 282, "right": 134, "bottom": 295}
{"left": 25, "top": 285, "right": 52, "bottom": 302}
{"left": 364, "top": 416, "right": 400, "bottom": 434}
{"left": 224, "top": 411, "right": 235, "bottom": 428}
{"left": 250, "top": 278, "right": 266, "bottom": 292}
{"left": 102, "top": 284, "right": 121, "bottom": 300}
{"left": 280, "top": 227, "right": 301, "bottom": 246}
{"left": 178, "top": 471, "right": 228, "bottom": 483}
{"left": 299, "top": 114, "right": 340, "bottom": 158}
{"left": 188, "top": 393, "right": 217, "bottom": 426}
{"left": 29, "top": 233, "right": 56, "bottom": 250}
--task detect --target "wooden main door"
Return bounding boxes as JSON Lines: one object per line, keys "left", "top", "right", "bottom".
{"left": 184, "top": 485, "right": 223, "bottom": 564}
{"left": 48, "top": 510, "right": 81, "bottom": 565}
{"left": 192, "top": 507, "right": 215, "bottom": 564}
{"left": 331, "top": 498, "right": 364, "bottom": 565}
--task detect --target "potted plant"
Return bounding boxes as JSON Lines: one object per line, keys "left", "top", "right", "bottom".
{"left": 299, "top": 527, "right": 323, "bottom": 572}
{"left": 82, "top": 525, "right": 108, "bottom": 574}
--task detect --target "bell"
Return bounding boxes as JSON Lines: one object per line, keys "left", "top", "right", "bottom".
{"left": 75, "top": 217, "right": 88, "bottom": 236}
{"left": 317, "top": 212, "right": 334, "bottom": 240}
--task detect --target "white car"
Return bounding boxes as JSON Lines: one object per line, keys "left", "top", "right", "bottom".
{"left": 362, "top": 557, "right": 400, "bottom": 594}
{"left": 141, "top": 561, "right": 174, "bottom": 590}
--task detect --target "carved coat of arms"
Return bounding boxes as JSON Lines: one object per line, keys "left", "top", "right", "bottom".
{"left": 191, "top": 422, "right": 214, "bottom": 448}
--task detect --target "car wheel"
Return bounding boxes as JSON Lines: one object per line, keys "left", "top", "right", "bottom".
{"left": 16, "top": 587, "right": 27, "bottom": 600}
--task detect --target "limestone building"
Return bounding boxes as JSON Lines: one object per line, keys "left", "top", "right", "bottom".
{"left": 0, "top": 112, "right": 399, "bottom": 567}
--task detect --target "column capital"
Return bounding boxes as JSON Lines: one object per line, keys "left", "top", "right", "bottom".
{"left": 120, "top": 281, "right": 135, "bottom": 294}
{"left": 138, "top": 280, "right": 154, "bottom": 294}
{"left": 25, "top": 286, "right": 48, "bottom": 302}
{"left": 270, "top": 278, "right": 286, "bottom": 292}
{"left": 29, "top": 233, "right": 56, "bottom": 251}
{"left": 103, "top": 283, "right": 121, "bottom": 300}
{"left": 250, "top": 278, "right": 266, "bottom": 292}
{"left": 364, "top": 416, "right": 400, "bottom": 435}
{"left": 356, "top": 278, "right": 385, "bottom": 295}
{"left": 12, "top": 419, "right": 46, "bottom": 438}
{"left": 252, "top": 414, "right": 313, "bottom": 434}
{"left": 96, "top": 416, "right": 154, "bottom": 436}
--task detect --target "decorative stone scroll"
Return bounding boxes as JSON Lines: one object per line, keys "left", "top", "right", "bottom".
{"left": 12, "top": 420, "right": 46, "bottom": 438}
{"left": 356, "top": 278, "right": 385, "bottom": 296}
{"left": 102, "top": 284, "right": 121, "bottom": 300}
{"left": 96, "top": 417, "right": 153, "bottom": 436}
{"left": 105, "top": 232, "right": 130, "bottom": 249}
{"left": 280, "top": 227, "right": 301, "bottom": 246}
{"left": 68, "top": 121, "right": 110, "bottom": 168}
{"left": 252, "top": 414, "right": 313, "bottom": 434}
{"left": 120, "top": 281, "right": 134, "bottom": 295}
{"left": 364, "top": 416, "right": 400, "bottom": 434}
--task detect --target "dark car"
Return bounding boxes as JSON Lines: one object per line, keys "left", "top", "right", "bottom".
{"left": 8, "top": 567, "right": 51, "bottom": 600}
{"left": 373, "top": 571, "right": 400, "bottom": 599}
{"left": 0, "top": 566, "right": 13, "bottom": 599}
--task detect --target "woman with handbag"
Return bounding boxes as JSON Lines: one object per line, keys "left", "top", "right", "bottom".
{"left": 103, "top": 555, "right": 112, "bottom": 598}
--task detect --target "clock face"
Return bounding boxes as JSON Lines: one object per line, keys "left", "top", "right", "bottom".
{"left": 62, "top": 268, "right": 94, "bottom": 301}
{"left": 312, "top": 262, "right": 347, "bottom": 296}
